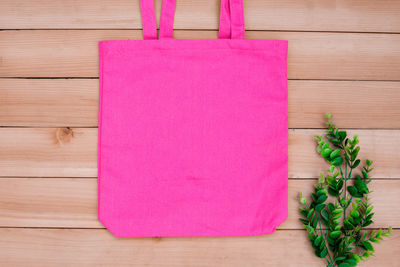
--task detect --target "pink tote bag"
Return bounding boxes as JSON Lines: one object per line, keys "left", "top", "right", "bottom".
{"left": 98, "top": 0, "right": 288, "bottom": 237}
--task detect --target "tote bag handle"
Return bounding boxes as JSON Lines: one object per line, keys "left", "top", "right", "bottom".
{"left": 140, "top": 0, "right": 245, "bottom": 40}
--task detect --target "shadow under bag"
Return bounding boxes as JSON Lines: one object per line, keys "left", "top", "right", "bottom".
{"left": 98, "top": 0, "right": 288, "bottom": 237}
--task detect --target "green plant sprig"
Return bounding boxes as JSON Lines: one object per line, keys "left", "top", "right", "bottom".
{"left": 298, "top": 114, "right": 392, "bottom": 267}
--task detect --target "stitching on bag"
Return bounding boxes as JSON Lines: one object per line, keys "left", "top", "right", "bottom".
{"left": 98, "top": 42, "right": 104, "bottom": 217}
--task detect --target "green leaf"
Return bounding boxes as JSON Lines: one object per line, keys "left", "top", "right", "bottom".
{"left": 314, "top": 235, "right": 323, "bottom": 246}
{"left": 345, "top": 259, "right": 357, "bottom": 266}
{"left": 350, "top": 253, "right": 361, "bottom": 263}
{"left": 338, "top": 131, "right": 347, "bottom": 141}
{"left": 305, "top": 224, "right": 314, "bottom": 234}
{"left": 336, "top": 178, "right": 344, "bottom": 191}
{"left": 328, "top": 203, "right": 335, "bottom": 213}
{"left": 350, "top": 210, "right": 360, "bottom": 218}
{"left": 299, "top": 218, "right": 308, "bottom": 225}
{"left": 322, "top": 148, "right": 333, "bottom": 158}
{"left": 366, "top": 159, "right": 372, "bottom": 166}
{"left": 320, "top": 247, "right": 328, "bottom": 258}
{"left": 362, "top": 231, "right": 368, "bottom": 241}
{"left": 307, "top": 208, "right": 314, "bottom": 219}
{"left": 370, "top": 238, "right": 379, "bottom": 243}
{"left": 351, "top": 147, "right": 360, "bottom": 161}
{"left": 330, "top": 230, "right": 342, "bottom": 239}
{"left": 365, "top": 213, "right": 374, "bottom": 221}
{"left": 326, "top": 175, "right": 335, "bottom": 186}
{"left": 363, "top": 241, "right": 374, "bottom": 251}
{"left": 352, "top": 159, "right": 361, "bottom": 169}
{"left": 300, "top": 208, "right": 308, "bottom": 218}
{"left": 347, "top": 186, "right": 359, "bottom": 197}
{"left": 363, "top": 220, "right": 373, "bottom": 227}
{"left": 298, "top": 192, "right": 307, "bottom": 205}
{"left": 311, "top": 212, "right": 316, "bottom": 224}
{"left": 334, "top": 226, "right": 342, "bottom": 232}
{"left": 317, "top": 173, "right": 325, "bottom": 184}
{"left": 315, "top": 203, "right": 326, "bottom": 212}
{"left": 327, "top": 236, "right": 335, "bottom": 245}
{"left": 316, "top": 189, "right": 327, "bottom": 196}
{"left": 331, "top": 156, "right": 343, "bottom": 166}
{"left": 355, "top": 175, "right": 368, "bottom": 191}
{"left": 366, "top": 205, "right": 374, "bottom": 214}
{"left": 321, "top": 209, "right": 329, "bottom": 221}
{"left": 332, "top": 209, "right": 343, "bottom": 215}
{"left": 328, "top": 187, "right": 339, "bottom": 197}
{"left": 362, "top": 252, "right": 370, "bottom": 258}
{"left": 312, "top": 217, "right": 318, "bottom": 228}
{"left": 330, "top": 149, "right": 341, "bottom": 159}
{"left": 338, "top": 263, "right": 350, "bottom": 267}
{"left": 329, "top": 166, "right": 335, "bottom": 173}
{"left": 317, "top": 194, "right": 328, "bottom": 203}
{"left": 344, "top": 220, "right": 355, "bottom": 230}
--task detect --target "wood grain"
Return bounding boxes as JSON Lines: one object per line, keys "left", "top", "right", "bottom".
{"left": 1, "top": 30, "right": 400, "bottom": 80}
{"left": 0, "top": 178, "right": 398, "bottom": 229}
{"left": 289, "top": 129, "right": 400, "bottom": 178}
{"left": 1, "top": 79, "right": 400, "bottom": 128}
{"left": 0, "top": 228, "right": 397, "bottom": 267}
{"left": 0, "top": 128, "right": 97, "bottom": 177}
{"left": 0, "top": 79, "right": 99, "bottom": 127}
{"left": 1, "top": 0, "right": 400, "bottom": 33}
{"left": 0, "top": 128, "right": 399, "bottom": 178}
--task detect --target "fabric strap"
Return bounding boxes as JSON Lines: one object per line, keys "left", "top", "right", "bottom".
{"left": 140, "top": 0, "right": 158, "bottom": 40}
{"left": 140, "top": 0, "right": 245, "bottom": 40}
{"left": 218, "top": 0, "right": 245, "bottom": 39}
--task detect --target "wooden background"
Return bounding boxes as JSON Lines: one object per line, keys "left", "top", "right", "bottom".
{"left": 0, "top": 0, "right": 400, "bottom": 266}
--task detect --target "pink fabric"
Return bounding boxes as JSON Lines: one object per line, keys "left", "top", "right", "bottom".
{"left": 98, "top": 0, "right": 288, "bottom": 237}
{"left": 139, "top": 0, "right": 157, "bottom": 40}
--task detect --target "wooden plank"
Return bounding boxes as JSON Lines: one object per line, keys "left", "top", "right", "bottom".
{"left": 0, "top": 128, "right": 399, "bottom": 178}
{"left": 0, "top": 128, "right": 97, "bottom": 177}
{"left": 289, "top": 129, "right": 400, "bottom": 179}
{"left": 0, "top": 228, "right": 397, "bottom": 266}
{"left": 0, "top": 178, "right": 398, "bottom": 229}
{"left": 0, "top": 178, "right": 100, "bottom": 228}
{"left": 1, "top": 0, "right": 400, "bottom": 33}
{"left": 0, "top": 79, "right": 99, "bottom": 127}
{"left": 289, "top": 80, "right": 400, "bottom": 129}
{"left": 1, "top": 79, "right": 400, "bottom": 128}
{"left": 1, "top": 30, "right": 400, "bottom": 80}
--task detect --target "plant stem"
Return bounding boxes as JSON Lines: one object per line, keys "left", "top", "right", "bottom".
{"left": 341, "top": 161, "right": 352, "bottom": 223}
{"left": 343, "top": 177, "right": 347, "bottom": 222}
{"left": 318, "top": 213, "right": 334, "bottom": 265}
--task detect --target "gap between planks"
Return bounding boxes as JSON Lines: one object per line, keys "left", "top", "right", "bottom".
{"left": 1, "top": 0, "right": 400, "bottom": 33}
